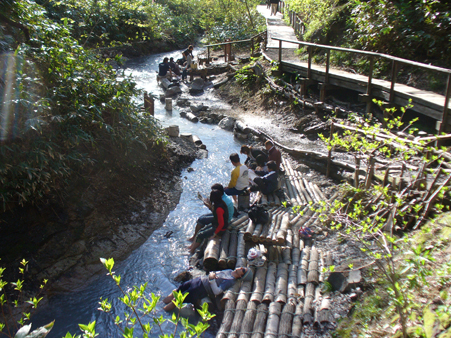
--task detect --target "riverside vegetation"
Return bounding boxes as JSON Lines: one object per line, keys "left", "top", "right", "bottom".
{"left": 231, "top": 56, "right": 451, "bottom": 337}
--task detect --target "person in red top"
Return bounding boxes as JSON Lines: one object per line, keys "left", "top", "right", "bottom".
{"left": 265, "top": 140, "right": 282, "bottom": 170}
{"left": 188, "top": 189, "right": 229, "bottom": 254}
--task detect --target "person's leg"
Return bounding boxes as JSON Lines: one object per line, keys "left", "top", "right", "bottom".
{"left": 188, "top": 225, "right": 215, "bottom": 254}
{"left": 163, "top": 291, "right": 175, "bottom": 304}
{"left": 253, "top": 177, "right": 266, "bottom": 192}
{"left": 188, "top": 214, "right": 213, "bottom": 242}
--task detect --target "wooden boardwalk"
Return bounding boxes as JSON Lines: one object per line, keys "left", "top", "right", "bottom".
{"left": 256, "top": 6, "right": 451, "bottom": 132}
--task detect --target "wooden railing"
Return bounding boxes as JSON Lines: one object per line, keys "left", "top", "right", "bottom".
{"left": 278, "top": 1, "right": 304, "bottom": 37}
{"left": 204, "top": 31, "right": 268, "bottom": 64}
{"left": 272, "top": 37, "right": 451, "bottom": 133}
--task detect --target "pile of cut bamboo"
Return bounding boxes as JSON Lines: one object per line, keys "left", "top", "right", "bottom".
{"left": 217, "top": 204, "right": 338, "bottom": 337}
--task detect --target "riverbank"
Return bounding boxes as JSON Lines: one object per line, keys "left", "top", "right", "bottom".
{"left": 0, "top": 136, "right": 200, "bottom": 293}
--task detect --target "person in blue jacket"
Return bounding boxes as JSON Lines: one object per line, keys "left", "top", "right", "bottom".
{"left": 163, "top": 267, "right": 253, "bottom": 311}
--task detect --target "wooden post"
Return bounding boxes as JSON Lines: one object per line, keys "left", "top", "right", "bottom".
{"left": 439, "top": 74, "right": 451, "bottom": 135}
{"left": 325, "top": 50, "right": 330, "bottom": 84}
{"left": 354, "top": 156, "right": 360, "bottom": 188}
{"left": 389, "top": 60, "right": 398, "bottom": 103}
{"left": 307, "top": 46, "right": 312, "bottom": 79}
{"left": 326, "top": 123, "right": 334, "bottom": 177}
{"left": 144, "top": 92, "right": 154, "bottom": 116}
{"left": 366, "top": 55, "right": 374, "bottom": 115}
{"left": 278, "top": 40, "right": 282, "bottom": 64}
{"left": 207, "top": 46, "right": 210, "bottom": 65}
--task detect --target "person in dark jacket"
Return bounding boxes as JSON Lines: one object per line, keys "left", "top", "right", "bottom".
{"left": 187, "top": 189, "right": 229, "bottom": 254}
{"left": 163, "top": 267, "right": 253, "bottom": 311}
{"left": 169, "top": 57, "right": 181, "bottom": 76}
{"left": 248, "top": 161, "right": 278, "bottom": 195}
{"left": 265, "top": 140, "right": 282, "bottom": 170}
{"left": 158, "top": 57, "right": 172, "bottom": 78}
{"left": 240, "top": 145, "right": 268, "bottom": 170}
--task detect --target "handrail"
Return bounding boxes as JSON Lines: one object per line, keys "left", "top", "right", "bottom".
{"left": 203, "top": 31, "right": 267, "bottom": 64}
{"left": 272, "top": 37, "right": 451, "bottom": 74}
{"left": 204, "top": 31, "right": 267, "bottom": 48}
{"left": 271, "top": 36, "right": 451, "bottom": 133}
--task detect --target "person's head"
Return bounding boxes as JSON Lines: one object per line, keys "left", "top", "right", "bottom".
{"left": 163, "top": 57, "right": 169, "bottom": 63}
{"left": 264, "top": 140, "right": 274, "bottom": 150}
{"left": 188, "top": 45, "right": 193, "bottom": 51}
{"left": 240, "top": 145, "right": 250, "bottom": 155}
{"left": 210, "top": 189, "right": 223, "bottom": 206}
{"left": 229, "top": 153, "right": 240, "bottom": 165}
{"left": 169, "top": 57, "right": 174, "bottom": 62}
{"left": 233, "top": 267, "right": 253, "bottom": 281}
{"left": 256, "top": 154, "right": 266, "bottom": 167}
{"left": 267, "top": 160, "right": 277, "bottom": 172}
{"left": 211, "top": 183, "right": 224, "bottom": 195}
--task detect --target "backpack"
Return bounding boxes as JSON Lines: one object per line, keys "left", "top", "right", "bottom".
{"left": 248, "top": 205, "right": 269, "bottom": 225}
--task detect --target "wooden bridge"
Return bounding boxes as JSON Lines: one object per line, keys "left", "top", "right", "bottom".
{"left": 204, "top": 4, "right": 451, "bottom": 133}
{"left": 264, "top": 38, "right": 451, "bottom": 133}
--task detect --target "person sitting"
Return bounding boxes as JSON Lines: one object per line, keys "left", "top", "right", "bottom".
{"left": 240, "top": 145, "right": 268, "bottom": 170}
{"left": 163, "top": 267, "right": 253, "bottom": 311}
{"left": 158, "top": 57, "right": 172, "bottom": 80}
{"left": 169, "top": 57, "right": 181, "bottom": 76}
{"left": 247, "top": 160, "right": 278, "bottom": 195}
{"left": 187, "top": 189, "right": 229, "bottom": 254}
{"left": 188, "top": 183, "right": 235, "bottom": 242}
{"left": 254, "top": 154, "right": 269, "bottom": 174}
{"left": 224, "top": 153, "right": 249, "bottom": 199}
{"left": 264, "top": 140, "right": 282, "bottom": 171}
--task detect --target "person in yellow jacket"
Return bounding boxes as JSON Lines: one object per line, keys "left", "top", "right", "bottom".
{"left": 224, "top": 153, "right": 249, "bottom": 200}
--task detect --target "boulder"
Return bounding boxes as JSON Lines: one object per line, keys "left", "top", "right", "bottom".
{"left": 176, "top": 98, "right": 190, "bottom": 107}
{"left": 190, "top": 103, "right": 207, "bottom": 113}
{"left": 165, "top": 86, "right": 182, "bottom": 97}
{"left": 234, "top": 131, "right": 248, "bottom": 141}
{"left": 197, "top": 149, "right": 208, "bottom": 159}
{"left": 218, "top": 116, "right": 236, "bottom": 131}
{"left": 327, "top": 272, "right": 348, "bottom": 293}
{"left": 189, "top": 78, "right": 205, "bottom": 94}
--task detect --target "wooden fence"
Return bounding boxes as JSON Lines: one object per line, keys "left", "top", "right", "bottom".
{"left": 204, "top": 31, "right": 268, "bottom": 64}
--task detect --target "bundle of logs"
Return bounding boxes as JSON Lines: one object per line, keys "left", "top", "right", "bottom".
{"left": 216, "top": 212, "right": 337, "bottom": 338}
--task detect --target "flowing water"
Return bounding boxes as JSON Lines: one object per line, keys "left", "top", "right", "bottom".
{"left": 32, "top": 50, "right": 244, "bottom": 338}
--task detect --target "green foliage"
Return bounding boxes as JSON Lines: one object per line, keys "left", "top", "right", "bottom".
{"left": 284, "top": 0, "right": 344, "bottom": 41}
{"left": 348, "top": 0, "right": 451, "bottom": 64}
{"left": 84, "top": 258, "right": 213, "bottom": 338}
{"left": 0, "top": 0, "right": 164, "bottom": 209}
{"left": 0, "top": 259, "right": 51, "bottom": 338}
{"left": 199, "top": 0, "right": 266, "bottom": 43}
{"left": 235, "top": 64, "right": 259, "bottom": 88}
{"left": 316, "top": 103, "right": 451, "bottom": 337}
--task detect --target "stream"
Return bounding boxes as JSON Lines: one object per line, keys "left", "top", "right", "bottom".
{"left": 32, "top": 50, "right": 246, "bottom": 338}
